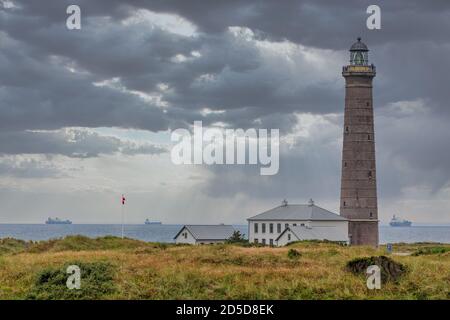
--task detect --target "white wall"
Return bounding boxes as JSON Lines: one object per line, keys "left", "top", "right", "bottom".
{"left": 276, "top": 221, "right": 349, "bottom": 246}
{"left": 248, "top": 220, "right": 311, "bottom": 245}
{"left": 249, "top": 220, "right": 349, "bottom": 246}
{"left": 310, "top": 220, "right": 349, "bottom": 242}
{"left": 196, "top": 240, "right": 226, "bottom": 245}
{"left": 174, "top": 227, "right": 228, "bottom": 245}
{"left": 276, "top": 229, "right": 299, "bottom": 247}
{"left": 174, "top": 227, "right": 196, "bottom": 245}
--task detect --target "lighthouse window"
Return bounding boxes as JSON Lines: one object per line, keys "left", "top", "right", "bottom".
{"left": 343, "top": 201, "right": 346, "bottom": 207}
{"left": 367, "top": 102, "right": 370, "bottom": 107}
{"left": 370, "top": 212, "right": 373, "bottom": 218}
{"left": 345, "top": 126, "right": 349, "bottom": 133}
{"left": 368, "top": 135, "right": 371, "bottom": 140}
{"left": 344, "top": 162, "right": 347, "bottom": 167}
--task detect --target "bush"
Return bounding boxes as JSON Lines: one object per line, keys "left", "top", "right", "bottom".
{"left": 27, "top": 261, "right": 116, "bottom": 300}
{"left": 412, "top": 246, "right": 450, "bottom": 256}
{"left": 0, "top": 238, "right": 29, "bottom": 255}
{"left": 26, "top": 235, "right": 146, "bottom": 253}
{"left": 226, "top": 231, "right": 248, "bottom": 244}
{"left": 287, "top": 249, "right": 301, "bottom": 259}
{"left": 346, "top": 256, "right": 406, "bottom": 283}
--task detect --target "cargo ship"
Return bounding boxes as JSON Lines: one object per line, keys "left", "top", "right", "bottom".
{"left": 45, "top": 217, "right": 72, "bottom": 224}
{"left": 389, "top": 215, "right": 412, "bottom": 227}
{"left": 145, "top": 219, "right": 162, "bottom": 225}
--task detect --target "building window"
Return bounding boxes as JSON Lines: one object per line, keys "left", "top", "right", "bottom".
{"left": 262, "top": 223, "right": 266, "bottom": 233}
{"left": 269, "top": 239, "right": 274, "bottom": 246}
{"left": 184, "top": 232, "right": 187, "bottom": 239}
{"left": 262, "top": 239, "right": 266, "bottom": 245}
{"left": 301, "top": 223, "right": 305, "bottom": 227}
{"left": 269, "top": 223, "right": 274, "bottom": 233}
{"left": 293, "top": 223, "right": 297, "bottom": 226}
{"left": 285, "top": 223, "right": 289, "bottom": 229}
{"left": 254, "top": 223, "right": 258, "bottom": 233}
{"left": 255, "top": 238, "right": 258, "bottom": 244}
{"left": 288, "top": 234, "right": 291, "bottom": 241}
{"left": 277, "top": 223, "right": 281, "bottom": 233}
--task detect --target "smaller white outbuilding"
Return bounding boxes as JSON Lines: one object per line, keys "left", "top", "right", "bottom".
{"left": 276, "top": 225, "right": 349, "bottom": 246}
{"left": 174, "top": 224, "right": 235, "bottom": 245}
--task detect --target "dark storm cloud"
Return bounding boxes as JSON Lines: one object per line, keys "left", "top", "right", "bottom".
{"left": 0, "top": 129, "right": 167, "bottom": 158}
{"left": 1, "top": 0, "right": 450, "bottom": 205}
{"left": 140, "top": 0, "right": 450, "bottom": 48}
{"left": 2, "top": 0, "right": 449, "bottom": 131}
{"left": 7, "top": 0, "right": 450, "bottom": 48}
{"left": 1, "top": 0, "right": 342, "bottom": 135}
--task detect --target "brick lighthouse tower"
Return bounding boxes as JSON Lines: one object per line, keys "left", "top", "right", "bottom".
{"left": 340, "top": 38, "right": 379, "bottom": 246}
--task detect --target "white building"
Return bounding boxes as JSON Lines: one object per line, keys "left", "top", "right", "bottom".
{"left": 173, "top": 225, "right": 235, "bottom": 245}
{"left": 247, "top": 199, "right": 349, "bottom": 246}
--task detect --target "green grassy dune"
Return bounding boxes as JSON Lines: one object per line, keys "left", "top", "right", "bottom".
{"left": 0, "top": 236, "right": 448, "bottom": 300}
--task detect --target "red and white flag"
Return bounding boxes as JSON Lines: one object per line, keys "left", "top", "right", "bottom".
{"left": 121, "top": 195, "right": 126, "bottom": 205}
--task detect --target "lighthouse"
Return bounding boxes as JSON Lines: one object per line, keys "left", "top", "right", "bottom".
{"left": 340, "top": 38, "right": 379, "bottom": 246}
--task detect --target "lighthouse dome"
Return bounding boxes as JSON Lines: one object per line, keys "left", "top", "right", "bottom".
{"left": 349, "top": 38, "right": 369, "bottom": 65}
{"left": 350, "top": 37, "right": 368, "bottom": 51}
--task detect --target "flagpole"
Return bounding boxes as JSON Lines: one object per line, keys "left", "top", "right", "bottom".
{"left": 121, "top": 202, "right": 124, "bottom": 239}
{"left": 121, "top": 194, "right": 125, "bottom": 239}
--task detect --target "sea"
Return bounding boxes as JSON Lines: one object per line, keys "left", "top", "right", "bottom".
{"left": 0, "top": 224, "right": 449, "bottom": 244}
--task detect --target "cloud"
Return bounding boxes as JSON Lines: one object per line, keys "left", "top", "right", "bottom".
{"left": 0, "top": 155, "right": 63, "bottom": 178}
{"left": 0, "top": 1, "right": 449, "bottom": 224}
{"left": 0, "top": 128, "right": 167, "bottom": 158}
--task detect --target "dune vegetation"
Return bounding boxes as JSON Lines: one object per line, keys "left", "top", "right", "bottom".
{"left": 0, "top": 235, "right": 448, "bottom": 300}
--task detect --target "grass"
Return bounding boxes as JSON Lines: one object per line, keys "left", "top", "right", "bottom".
{"left": 411, "top": 246, "right": 450, "bottom": 256}
{"left": 27, "top": 261, "right": 116, "bottom": 300}
{"left": 0, "top": 236, "right": 449, "bottom": 300}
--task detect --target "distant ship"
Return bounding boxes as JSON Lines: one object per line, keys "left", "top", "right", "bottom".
{"left": 145, "top": 219, "right": 162, "bottom": 225}
{"left": 45, "top": 217, "right": 72, "bottom": 225}
{"left": 389, "top": 215, "right": 412, "bottom": 227}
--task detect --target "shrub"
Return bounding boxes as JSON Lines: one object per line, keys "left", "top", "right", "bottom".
{"left": 26, "top": 235, "right": 146, "bottom": 253}
{"left": 346, "top": 256, "right": 406, "bottom": 283}
{"left": 226, "top": 231, "right": 248, "bottom": 244}
{"left": 287, "top": 248, "right": 301, "bottom": 259}
{"left": 412, "top": 246, "right": 450, "bottom": 256}
{"left": 0, "top": 238, "right": 29, "bottom": 255}
{"left": 27, "top": 261, "right": 116, "bottom": 300}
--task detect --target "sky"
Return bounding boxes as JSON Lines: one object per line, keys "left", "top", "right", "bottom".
{"left": 0, "top": 0, "right": 449, "bottom": 224}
